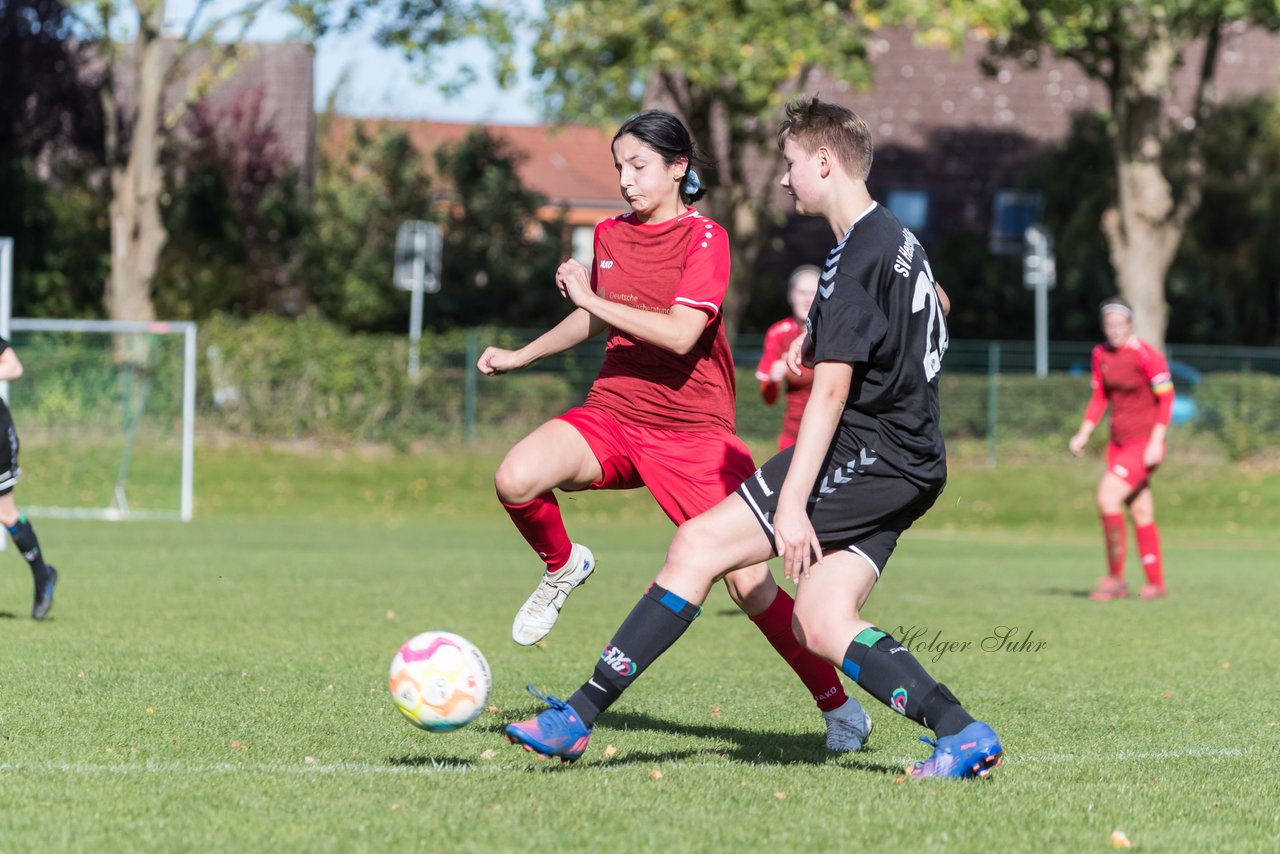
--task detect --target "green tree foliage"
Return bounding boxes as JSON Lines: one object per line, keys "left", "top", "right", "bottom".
{"left": 0, "top": 0, "right": 109, "bottom": 318}
{"left": 292, "top": 0, "right": 517, "bottom": 92}
{"left": 1017, "top": 96, "right": 1280, "bottom": 346}
{"left": 155, "top": 92, "right": 310, "bottom": 319}
{"left": 969, "top": 0, "right": 1280, "bottom": 349}
{"left": 303, "top": 120, "right": 435, "bottom": 332}
{"left": 1170, "top": 96, "right": 1280, "bottom": 346}
{"left": 527, "top": 1, "right": 877, "bottom": 334}
{"left": 430, "top": 128, "right": 565, "bottom": 330}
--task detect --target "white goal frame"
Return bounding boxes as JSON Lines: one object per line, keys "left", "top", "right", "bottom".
{"left": 0, "top": 237, "right": 196, "bottom": 521}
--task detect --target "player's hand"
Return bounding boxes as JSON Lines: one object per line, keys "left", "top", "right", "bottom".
{"left": 555, "top": 259, "right": 593, "bottom": 307}
{"left": 477, "top": 346, "right": 525, "bottom": 376}
{"left": 1068, "top": 430, "right": 1089, "bottom": 457}
{"left": 784, "top": 333, "right": 812, "bottom": 377}
{"left": 768, "top": 359, "right": 788, "bottom": 383}
{"left": 773, "top": 500, "right": 822, "bottom": 582}
{"left": 1143, "top": 438, "right": 1165, "bottom": 468}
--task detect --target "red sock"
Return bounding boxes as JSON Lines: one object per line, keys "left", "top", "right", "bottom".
{"left": 501, "top": 494, "right": 573, "bottom": 572}
{"left": 749, "top": 587, "right": 847, "bottom": 712}
{"left": 1101, "top": 513, "right": 1127, "bottom": 578}
{"left": 1135, "top": 522, "right": 1164, "bottom": 587}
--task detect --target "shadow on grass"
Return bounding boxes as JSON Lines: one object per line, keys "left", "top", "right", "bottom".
{"left": 0, "top": 610, "right": 20, "bottom": 619}
{"left": 423, "top": 701, "right": 905, "bottom": 776}
{"left": 1040, "top": 587, "right": 1095, "bottom": 599}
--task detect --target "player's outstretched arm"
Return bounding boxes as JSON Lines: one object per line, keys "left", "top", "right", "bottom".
{"left": 0, "top": 346, "right": 23, "bottom": 381}
{"left": 476, "top": 308, "right": 604, "bottom": 376}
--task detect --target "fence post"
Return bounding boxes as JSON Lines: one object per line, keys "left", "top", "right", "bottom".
{"left": 464, "top": 329, "right": 478, "bottom": 443}
{"left": 987, "top": 341, "right": 1000, "bottom": 468}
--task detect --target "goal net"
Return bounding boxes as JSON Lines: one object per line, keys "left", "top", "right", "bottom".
{"left": 6, "top": 318, "right": 196, "bottom": 522}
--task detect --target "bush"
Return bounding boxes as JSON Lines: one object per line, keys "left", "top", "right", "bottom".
{"left": 22, "top": 313, "right": 1279, "bottom": 457}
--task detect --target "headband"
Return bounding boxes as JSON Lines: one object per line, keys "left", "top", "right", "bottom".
{"left": 1100, "top": 303, "right": 1132, "bottom": 319}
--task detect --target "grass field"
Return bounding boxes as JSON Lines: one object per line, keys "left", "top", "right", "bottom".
{"left": 2, "top": 441, "right": 1278, "bottom": 851}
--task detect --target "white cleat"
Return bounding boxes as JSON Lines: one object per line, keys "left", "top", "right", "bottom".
{"left": 823, "top": 696, "right": 874, "bottom": 752}
{"left": 511, "top": 544, "right": 596, "bottom": 646}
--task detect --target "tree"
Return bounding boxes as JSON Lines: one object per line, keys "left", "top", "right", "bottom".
{"left": 82, "top": 0, "right": 281, "bottom": 322}
{"left": 156, "top": 90, "right": 310, "bottom": 318}
{"left": 977, "top": 0, "right": 1280, "bottom": 350}
{"left": 527, "top": 1, "right": 877, "bottom": 334}
{"left": 303, "top": 119, "right": 435, "bottom": 332}
{"left": 1, "top": 0, "right": 110, "bottom": 318}
{"left": 431, "top": 128, "right": 565, "bottom": 329}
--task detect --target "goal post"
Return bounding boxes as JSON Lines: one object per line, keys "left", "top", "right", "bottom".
{"left": 1, "top": 236, "right": 196, "bottom": 522}
{"left": 7, "top": 318, "right": 197, "bottom": 522}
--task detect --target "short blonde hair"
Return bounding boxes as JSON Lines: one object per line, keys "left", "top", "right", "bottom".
{"left": 777, "top": 97, "right": 873, "bottom": 179}
{"left": 787, "top": 265, "right": 821, "bottom": 292}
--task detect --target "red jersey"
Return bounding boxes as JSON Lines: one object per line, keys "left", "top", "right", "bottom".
{"left": 755, "top": 317, "right": 813, "bottom": 448}
{"left": 584, "top": 208, "right": 737, "bottom": 433}
{"left": 1084, "top": 337, "right": 1175, "bottom": 445}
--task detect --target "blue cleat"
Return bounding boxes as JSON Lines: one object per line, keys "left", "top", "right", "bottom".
{"left": 32, "top": 566, "right": 57, "bottom": 621}
{"left": 505, "top": 685, "right": 593, "bottom": 763}
{"left": 908, "top": 720, "right": 1003, "bottom": 779}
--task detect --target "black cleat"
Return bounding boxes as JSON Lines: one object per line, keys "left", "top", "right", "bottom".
{"left": 32, "top": 565, "right": 57, "bottom": 620}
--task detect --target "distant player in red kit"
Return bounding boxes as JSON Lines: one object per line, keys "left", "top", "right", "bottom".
{"left": 1069, "top": 297, "right": 1174, "bottom": 600}
{"left": 757, "top": 265, "right": 819, "bottom": 450}
{"left": 477, "top": 109, "right": 871, "bottom": 751}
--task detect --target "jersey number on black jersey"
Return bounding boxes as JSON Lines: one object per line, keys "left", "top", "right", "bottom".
{"left": 910, "top": 262, "right": 948, "bottom": 383}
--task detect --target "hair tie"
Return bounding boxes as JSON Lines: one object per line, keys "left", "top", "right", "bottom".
{"left": 1101, "top": 303, "right": 1132, "bottom": 319}
{"left": 682, "top": 168, "right": 701, "bottom": 195}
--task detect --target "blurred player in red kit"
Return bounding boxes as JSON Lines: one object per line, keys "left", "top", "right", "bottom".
{"left": 757, "top": 265, "right": 819, "bottom": 450}
{"left": 1069, "top": 297, "right": 1174, "bottom": 600}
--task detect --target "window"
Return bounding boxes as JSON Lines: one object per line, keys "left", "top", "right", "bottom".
{"left": 989, "top": 190, "right": 1044, "bottom": 254}
{"left": 886, "top": 189, "right": 931, "bottom": 233}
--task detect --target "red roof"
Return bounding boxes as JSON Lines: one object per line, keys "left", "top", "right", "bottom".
{"left": 325, "top": 117, "right": 624, "bottom": 226}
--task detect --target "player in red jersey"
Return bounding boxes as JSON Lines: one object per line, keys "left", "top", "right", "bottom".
{"left": 1069, "top": 297, "right": 1175, "bottom": 600}
{"left": 757, "top": 265, "right": 819, "bottom": 450}
{"left": 478, "top": 110, "right": 871, "bottom": 751}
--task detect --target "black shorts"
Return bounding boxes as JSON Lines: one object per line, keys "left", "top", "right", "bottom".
{"left": 0, "top": 405, "right": 19, "bottom": 496}
{"left": 737, "top": 442, "right": 943, "bottom": 577}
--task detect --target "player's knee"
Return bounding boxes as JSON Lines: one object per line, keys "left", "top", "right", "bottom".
{"left": 791, "top": 600, "right": 832, "bottom": 656}
{"left": 493, "top": 455, "right": 540, "bottom": 504}
{"left": 721, "top": 564, "right": 773, "bottom": 612}
{"left": 667, "top": 517, "right": 715, "bottom": 564}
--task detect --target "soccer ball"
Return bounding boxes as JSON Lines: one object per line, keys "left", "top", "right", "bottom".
{"left": 389, "top": 631, "right": 492, "bottom": 732}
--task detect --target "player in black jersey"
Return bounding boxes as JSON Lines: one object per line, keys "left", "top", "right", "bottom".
{"left": 506, "top": 99, "right": 1001, "bottom": 779}
{"left": 0, "top": 337, "right": 58, "bottom": 620}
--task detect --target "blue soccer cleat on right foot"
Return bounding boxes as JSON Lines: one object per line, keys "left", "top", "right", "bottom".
{"left": 505, "top": 685, "right": 593, "bottom": 763}
{"left": 908, "top": 720, "right": 1003, "bottom": 779}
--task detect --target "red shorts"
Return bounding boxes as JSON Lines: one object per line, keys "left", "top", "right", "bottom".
{"left": 557, "top": 406, "right": 757, "bottom": 525}
{"left": 1107, "top": 441, "right": 1157, "bottom": 490}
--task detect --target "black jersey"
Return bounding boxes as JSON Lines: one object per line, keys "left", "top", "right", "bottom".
{"left": 807, "top": 202, "right": 948, "bottom": 486}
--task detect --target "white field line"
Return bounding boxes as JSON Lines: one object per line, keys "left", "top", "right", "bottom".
{"left": 0, "top": 746, "right": 1256, "bottom": 777}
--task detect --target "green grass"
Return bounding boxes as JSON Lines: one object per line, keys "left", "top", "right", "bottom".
{"left": 1, "top": 442, "right": 1278, "bottom": 851}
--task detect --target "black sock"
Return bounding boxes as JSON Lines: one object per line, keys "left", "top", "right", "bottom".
{"left": 567, "top": 583, "right": 702, "bottom": 727}
{"left": 840, "top": 627, "right": 976, "bottom": 737}
{"left": 8, "top": 515, "right": 50, "bottom": 583}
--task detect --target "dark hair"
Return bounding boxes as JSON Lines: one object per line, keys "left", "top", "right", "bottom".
{"left": 776, "top": 96, "right": 874, "bottom": 180}
{"left": 613, "top": 110, "right": 709, "bottom": 203}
